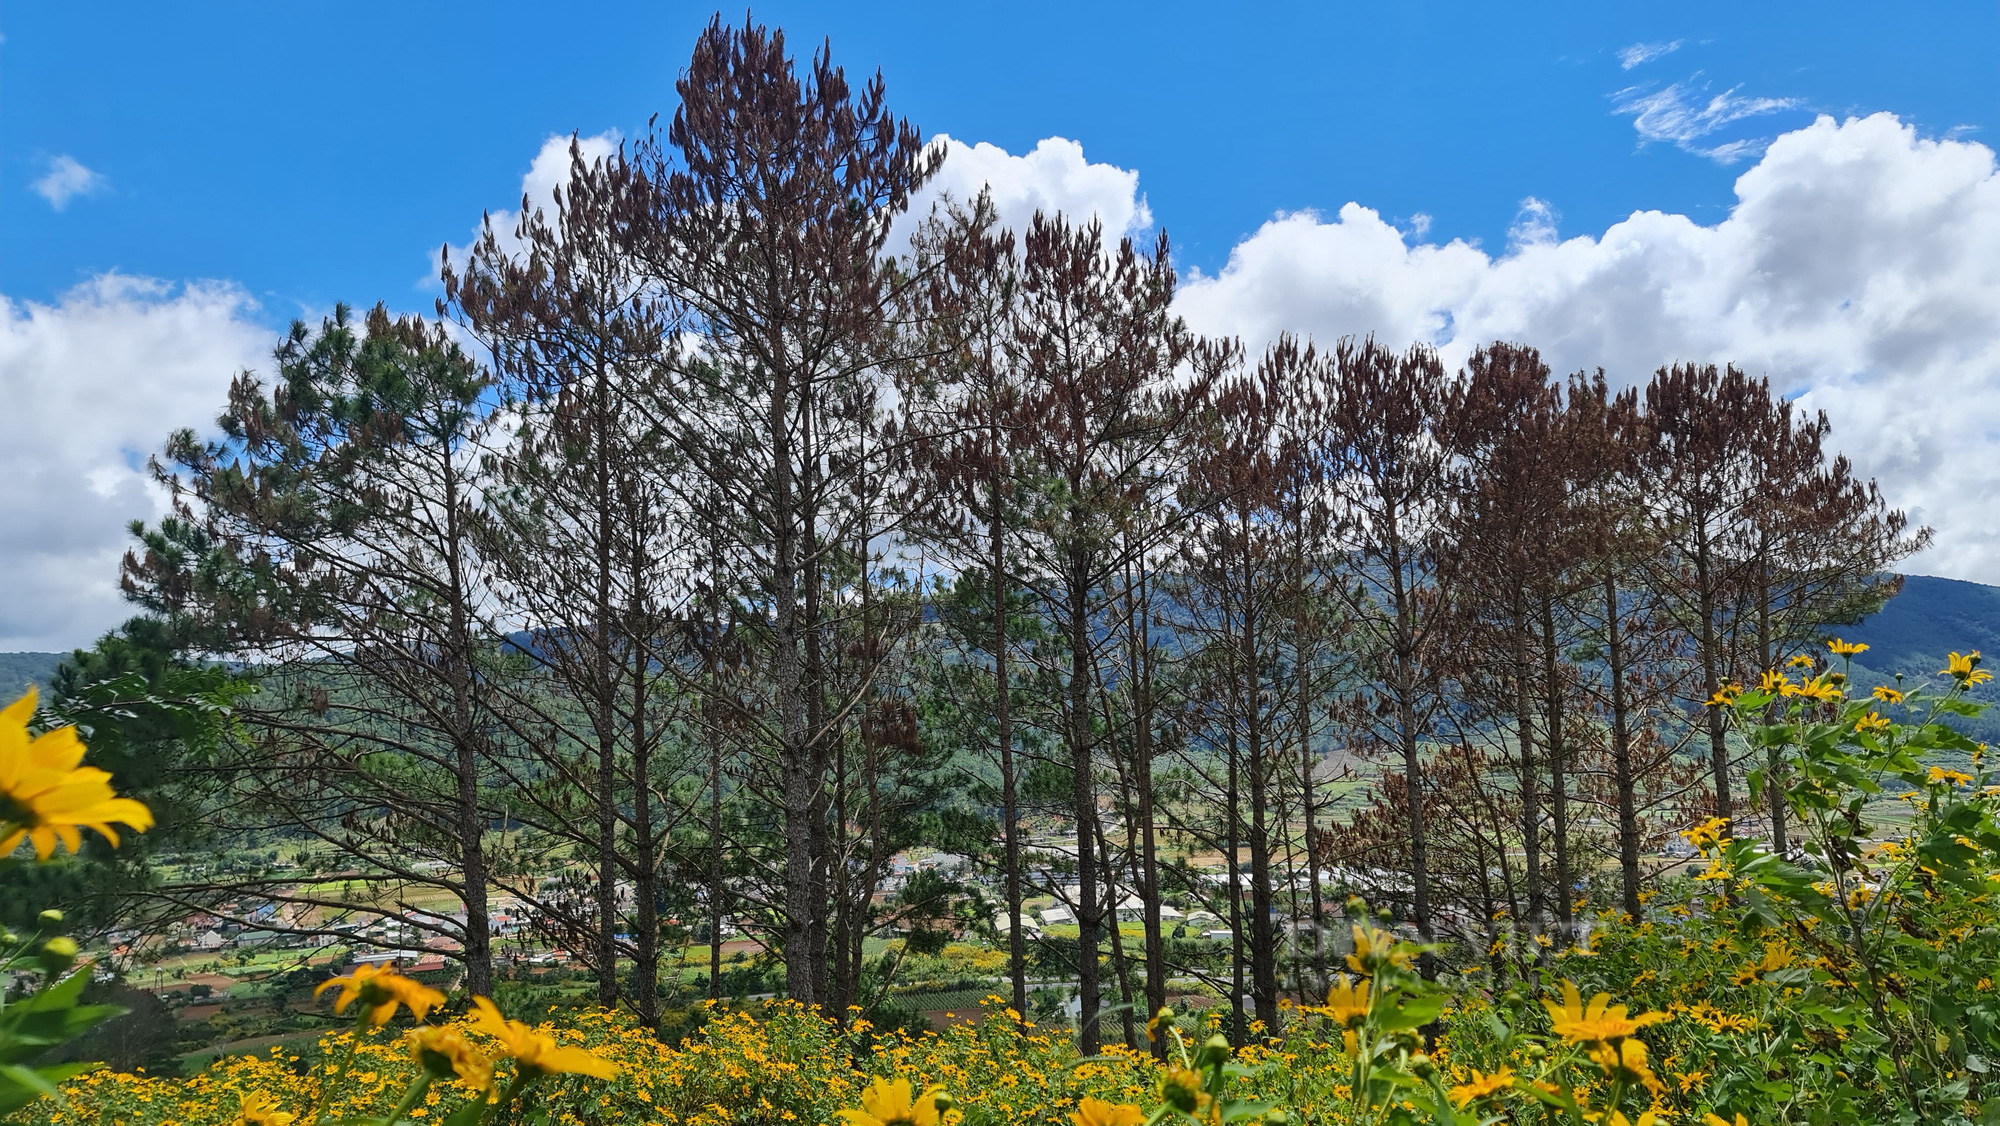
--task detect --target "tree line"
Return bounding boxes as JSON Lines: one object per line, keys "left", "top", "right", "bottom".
{"left": 102, "top": 17, "right": 1921, "bottom": 1053}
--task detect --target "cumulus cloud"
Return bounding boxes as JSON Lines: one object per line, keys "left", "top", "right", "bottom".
{"left": 894, "top": 134, "right": 1152, "bottom": 251}
{"left": 11, "top": 113, "right": 1998, "bottom": 647}
{"left": 1612, "top": 80, "right": 1805, "bottom": 163}
{"left": 1173, "top": 113, "right": 2000, "bottom": 581}
{"left": 31, "top": 155, "right": 107, "bottom": 210}
{"left": 0, "top": 276, "right": 269, "bottom": 649}
{"left": 1617, "top": 40, "right": 1684, "bottom": 69}
{"left": 1507, "top": 197, "right": 1561, "bottom": 250}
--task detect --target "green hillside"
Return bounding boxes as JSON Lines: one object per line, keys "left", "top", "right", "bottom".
{"left": 0, "top": 651, "right": 62, "bottom": 697}
{"left": 1836, "top": 574, "right": 2000, "bottom": 741}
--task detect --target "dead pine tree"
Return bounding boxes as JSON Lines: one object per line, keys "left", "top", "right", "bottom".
{"left": 1008, "top": 213, "right": 1212, "bottom": 1054}
{"left": 901, "top": 194, "right": 1038, "bottom": 1019}
{"left": 630, "top": 16, "right": 938, "bottom": 1009}
{"left": 1315, "top": 338, "right": 1461, "bottom": 956}
{"left": 445, "top": 134, "right": 696, "bottom": 1023}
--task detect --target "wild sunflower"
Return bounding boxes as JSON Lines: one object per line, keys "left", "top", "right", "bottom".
{"left": 0, "top": 687, "right": 153, "bottom": 860}
{"left": 1587, "top": 1036, "right": 1665, "bottom": 1096}
{"left": 470, "top": 996, "right": 617, "bottom": 1079}
{"left": 1158, "top": 1066, "right": 1207, "bottom": 1115}
{"left": 314, "top": 964, "right": 446, "bottom": 1027}
{"left": 1447, "top": 1067, "right": 1515, "bottom": 1107}
{"left": 1346, "top": 923, "right": 1413, "bottom": 973}
{"left": 1071, "top": 1097, "right": 1146, "bottom": 1126}
{"left": 1681, "top": 817, "right": 1730, "bottom": 850}
{"left": 1324, "top": 975, "right": 1371, "bottom": 1028}
{"left": 837, "top": 1076, "right": 944, "bottom": 1126}
{"left": 410, "top": 1025, "right": 493, "bottom": 1089}
{"left": 1944, "top": 651, "right": 1995, "bottom": 684}
{"left": 1542, "top": 980, "right": 1667, "bottom": 1045}
{"left": 235, "top": 1090, "right": 296, "bottom": 1126}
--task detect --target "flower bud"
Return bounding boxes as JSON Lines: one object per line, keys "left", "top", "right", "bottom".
{"left": 1262, "top": 1111, "right": 1290, "bottom": 1126}
{"left": 1197, "top": 1033, "right": 1232, "bottom": 1069}
{"left": 933, "top": 1093, "right": 957, "bottom": 1115}
{"left": 1344, "top": 896, "right": 1369, "bottom": 916}
{"left": 40, "top": 935, "right": 79, "bottom": 971}
{"left": 37, "top": 909, "right": 63, "bottom": 927}
{"left": 1410, "top": 1051, "right": 1436, "bottom": 1078}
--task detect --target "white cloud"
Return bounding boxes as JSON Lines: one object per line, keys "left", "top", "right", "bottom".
{"left": 895, "top": 134, "right": 1152, "bottom": 251}
{"left": 1617, "top": 40, "right": 1683, "bottom": 69}
{"left": 1173, "top": 113, "right": 2000, "bottom": 582}
{"left": 31, "top": 155, "right": 107, "bottom": 210}
{"left": 0, "top": 276, "right": 268, "bottom": 649}
{"left": 1507, "top": 197, "right": 1561, "bottom": 250}
{"left": 10, "top": 113, "right": 1997, "bottom": 649}
{"left": 1612, "top": 80, "right": 1804, "bottom": 163}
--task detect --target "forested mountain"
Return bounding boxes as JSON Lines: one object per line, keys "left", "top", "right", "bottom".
{"left": 1840, "top": 574, "right": 2000, "bottom": 675}
{"left": 1833, "top": 574, "right": 2000, "bottom": 741}
{"left": 0, "top": 651, "right": 62, "bottom": 695}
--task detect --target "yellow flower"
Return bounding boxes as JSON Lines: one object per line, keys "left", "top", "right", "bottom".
{"left": 1158, "top": 1067, "right": 1206, "bottom": 1115}
{"left": 1874, "top": 685, "right": 1905, "bottom": 703}
{"left": 1793, "top": 674, "right": 1842, "bottom": 702}
{"left": 471, "top": 996, "right": 617, "bottom": 1079}
{"left": 1703, "top": 1115, "right": 1751, "bottom": 1126}
{"left": 1944, "top": 651, "right": 1994, "bottom": 685}
{"left": 409, "top": 1025, "right": 492, "bottom": 1090}
{"left": 1588, "top": 1036, "right": 1665, "bottom": 1096}
{"left": 1732, "top": 938, "right": 1795, "bottom": 985}
{"left": 1346, "top": 923, "right": 1413, "bottom": 973}
{"left": 1681, "top": 816, "right": 1730, "bottom": 850}
{"left": 1787, "top": 654, "right": 1817, "bottom": 669}
{"left": 236, "top": 1091, "right": 295, "bottom": 1126}
{"left": 1072, "top": 1097, "right": 1145, "bottom": 1126}
{"left": 1760, "top": 670, "right": 1791, "bottom": 693}
{"left": 314, "top": 964, "right": 445, "bottom": 1027}
{"left": 1675, "top": 1068, "right": 1710, "bottom": 1092}
{"left": 1928, "top": 765, "right": 1974, "bottom": 787}
{"left": 1542, "top": 980, "right": 1667, "bottom": 1044}
{"left": 1828, "top": 638, "right": 1869, "bottom": 657}
{"left": 1855, "top": 711, "right": 1891, "bottom": 734}
{"left": 1324, "top": 974, "right": 1371, "bottom": 1028}
{"left": 0, "top": 687, "right": 154, "bottom": 860}
{"left": 1707, "top": 681, "right": 1742, "bottom": 707}
{"left": 1448, "top": 1067, "right": 1515, "bottom": 1107}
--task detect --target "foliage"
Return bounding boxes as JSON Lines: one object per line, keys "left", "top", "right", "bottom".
{"left": 1, "top": 686, "right": 153, "bottom": 1112}
{"left": 25, "top": 642, "right": 2000, "bottom": 1125}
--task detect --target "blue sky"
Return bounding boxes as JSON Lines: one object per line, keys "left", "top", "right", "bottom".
{"left": 6, "top": 2, "right": 1991, "bottom": 312}
{"left": 2, "top": 2, "right": 1998, "bottom": 650}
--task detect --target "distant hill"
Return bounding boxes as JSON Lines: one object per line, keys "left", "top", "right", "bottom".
{"left": 0, "top": 652, "right": 63, "bottom": 697}
{"left": 0, "top": 573, "right": 1991, "bottom": 720}
{"left": 1836, "top": 575, "right": 2000, "bottom": 677}
{"left": 1829, "top": 574, "right": 2000, "bottom": 743}
{"left": 1832, "top": 576, "right": 2000, "bottom": 684}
